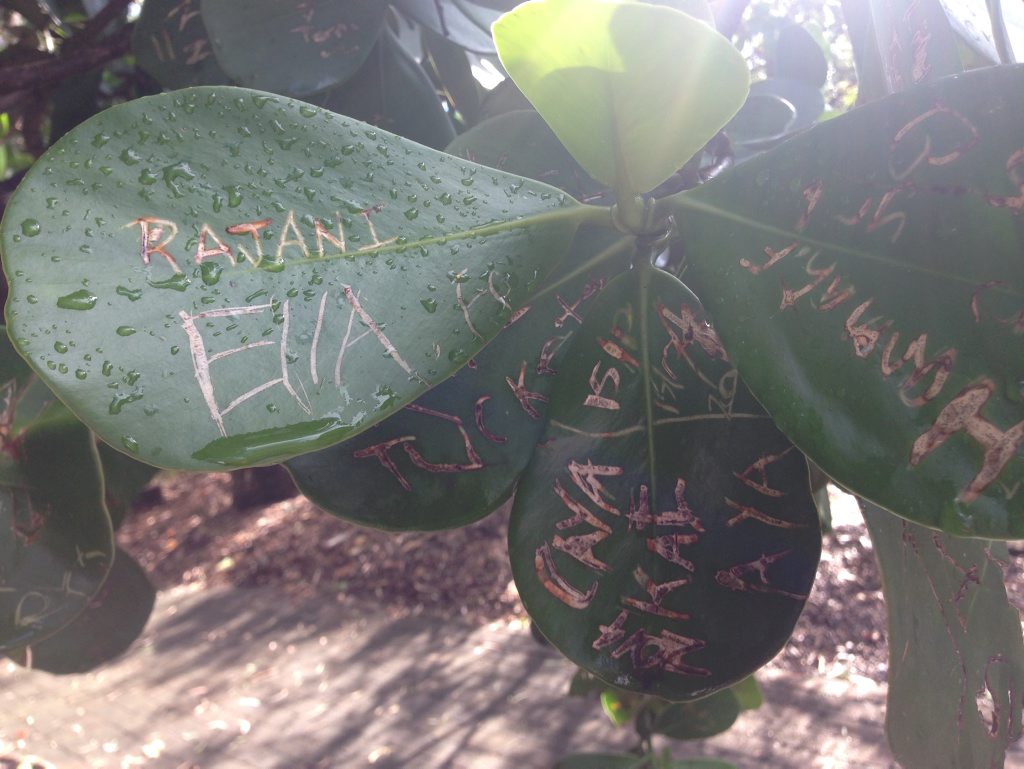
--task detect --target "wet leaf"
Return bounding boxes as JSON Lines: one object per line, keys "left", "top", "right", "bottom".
{"left": 0, "top": 335, "right": 113, "bottom": 651}
{"left": 493, "top": 0, "right": 748, "bottom": 194}
{"left": 201, "top": 0, "right": 386, "bottom": 96}
{"left": 7, "top": 548, "right": 155, "bottom": 675}
{"left": 509, "top": 268, "right": 820, "bottom": 701}
{"left": 132, "top": 0, "right": 230, "bottom": 89}
{"left": 1, "top": 87, "right": 598, "bottom": 470}
{"left": 862, "top": 500, "right": 1024, "bottom": 769}
{"left": 286, "top": 112, "right": 623, "bottom": 530}
{"left": 674, "top": 65, "right": 1024, "bottom": 538}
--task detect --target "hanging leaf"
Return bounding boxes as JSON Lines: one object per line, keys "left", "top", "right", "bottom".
{"left": 200, "top": 0, "right": 386, "bottom": 97}
{"left": 394, "top": 0, "right": 503, "bottom": 54}
{"left": 97, "top": 443, "right": 159, "bottom": 530}
{"left": 286, "top": 112, "right": 625, "bottom": 530}
{"left": 132, "top": 0, "right": 230, "bottom": 89}
{"left": 0, "top": 337, "right": 113, "bottom": 651}
{"left": 6, "top": 548, "right": 155, "bottom": 675}
{"left": 651, "top": 687, "right": 740, "bottom": 740}
{"left": 313, "top": 29, "right": 456, "bottom": 151}
{"left": 1, "top": 87, "right": 599, "bottom": 471}
{"left": 509, "top": 267, "right": 820, "bottom": 701}
{"left": 674, "top": 65, "right": 1024, "bottom": 538}
{"left": 493, "top": 0, "right": 749, "bottom": 194}
{"left": 862, "top": 500, "right": 1024, "bottom": 769}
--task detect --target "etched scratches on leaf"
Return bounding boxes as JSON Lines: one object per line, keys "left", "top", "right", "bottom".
{"left": 675, "top": 66, "right": 1024, "bottom": 536}
{"left": 510, "top": 269, "right": 820, "bottom": 700}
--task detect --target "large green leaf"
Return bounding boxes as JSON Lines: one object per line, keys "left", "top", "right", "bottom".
{"left": 493, "top": 0, "right": 749, "bottom": 195}
{"left": 868, "top": 0, "right": 963, "bottom": 91}
{"left": 200, "top": 0, "right": 386, "bottom": 97}
{"left": 509, "top": 267, "right": 820, "bottom": 701}
{"left": 0, "top": 342, "right": 113, "bottom": 651}
{"left": 6, "top": 548, "right": 155, "bottom": 675}
{"left": 394, "top": 0, "right": 505, "bottom": 54}
{"left": 132, "top": 0, "right": 230, "bottom": 89}
{"left": 674, "top": 65, "right": 1024, "bottom": 538}
{"left": 862, "top": 500, "right": 1024, "bottom": 768}
{"left": 312, "top": 29, "right": 456, "bottom": 151}
{"left": 1, "top": 87, "right": 599, "bottom": 470}
{"left": 285, "top": 112, "right": 624, "bottom": 529}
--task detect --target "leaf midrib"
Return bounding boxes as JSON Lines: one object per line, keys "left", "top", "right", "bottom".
{"left": 672, "top": 193, "right": 1024, "bottom": 299}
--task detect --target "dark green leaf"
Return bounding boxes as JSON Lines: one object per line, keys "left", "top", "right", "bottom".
{"left": 0, "top": 353, "right": 113, "bottom": 651}
{"left": 132, "top": 0, "right": 229, "bottom": 89}
{"left": 421, "top": 27, "right": 483, "bottom": 128}
{"left": 285, "top": 108, "right": 622, "bottom": 530}
{"left": 312, "top": 29, "right": 456, "bottom": 151}
{"left": 201, "top": 0, "right": 386, "bottom": 97}
{"left": 772, "top": 23, "right": 828, "bottom": 89}
{"left": 394, "top": 0, "right": 502, "bottom": 54}
{"left": 509, "top": 267, "right": 820, "bottom": 700}
{"left": 862, "top": 500, "right": 1024, "bottom": 769}
{"left": 2, "top": 87, "right": 598, "bottom": 471}
{"left": 868, "top": 0, "right": 963, "bottom": 91}
{"left": 6, "top": 547, "right": 155, "bottom": 675}
{"left": 651, "top": 687, "right": 740, "bottom": 740}
{"left": 97, "top": 442, "right": 159, "bottom": 530}
{"left": 674, "top": 65, "right": 1024, "bottom": 537}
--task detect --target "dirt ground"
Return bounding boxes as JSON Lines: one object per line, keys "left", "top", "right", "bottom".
{"left": 115, "top": 472, "right": 1024, "bottom": 685}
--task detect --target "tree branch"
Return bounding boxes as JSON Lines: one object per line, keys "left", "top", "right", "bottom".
{"left": 0, "top": 24, "right": 132, "bottom": 95}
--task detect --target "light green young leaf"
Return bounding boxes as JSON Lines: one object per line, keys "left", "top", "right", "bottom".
{"left": 493, "top": 0, "right": 749, "bottom": 195}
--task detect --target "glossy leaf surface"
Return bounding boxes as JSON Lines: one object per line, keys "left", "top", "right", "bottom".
{"left": 862, "top": 501, "right": 1024, "bottom": 768}
{"left": 1, "top": 87, "right": 594, "bottom": 470}
{"left": 201, "top": 0, "right": 386, "bottom": 96}
{"left": 7, "top": 548, "right": 155, "bottom": 675}
{"left": 313, "top": 29, "right": 456, "bottom": 152}
{"left": 493, "top": 0, "right": 749, "bottom": 194}
{"left": 0, "top": 341, "right": 113, "bottom": 651}
{"left": 132, "top": 0, "right": 229, "bottom": 89}
{"left": 675, "top": 66, "right": 1024, "bottom": 537}
{"left": 509, "top": 268, "right": 820, "bottom": 701}
{"left": 287, "top": 112, "right": 622, "bottom": 529}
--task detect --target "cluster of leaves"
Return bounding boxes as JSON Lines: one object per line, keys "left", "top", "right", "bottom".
{"left": 1, "top": 1, "right": 1024, "bottom": 767}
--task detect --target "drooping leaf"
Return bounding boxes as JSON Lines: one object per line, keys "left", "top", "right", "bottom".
{"left": 674, "top": 65, "right": 1024, "bottom": 538}
{"left": 651, "top": 687, "right": 740, "bottom": 740}
{"left": 313, "top": 29, "right": 456, "bottom": 151}
{"left": 200, "top": 0, "right": 386, "bottom": 97}
{"left": 97, "top": 442, "right": 159, "bottom": 530}
{"left": 862, "top": 500, "right": 1024, "bottom": 769}
{"left": 868, "top": 0, "right": 963, "bottom": 92}
{"left": 1, "top": 87, "right": 599, "bottom": 471}
{"left": 0, "top": 339, "right": 113, "bottom": 651}
{"left": 6, "top": 547, "right": 155, "bottom": 675}
{"left": 394, "top": 0, "right": 504, "bottom": 54}
{"left": 285, "top": 112, "right": 624, "bottom": 530}
{"left": 132, "top": 0, "right": 229, "bottom": 89}
{"left": 493, "top": 0, "right": 749, "bottom": 194}
{"left": 509, "top": 267, "right": 820, "bottom": 701}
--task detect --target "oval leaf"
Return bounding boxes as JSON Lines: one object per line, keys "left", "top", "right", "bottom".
{"left": 286, "top": 112, "right": 624, "bottom": 529}
{"left": 132, "top": 0, "right": 230, "bottom": 89}
{"left": 493, "top": 0, "right": 749, "bottom": 194}
{"left": 1, "top": 87, "right": 596, "bottom": 470}
{"left": 312, "top": 29, "right": 456, "bottom": 151}
{"left": 0, "top": 349, "right": 113, "bottom": 651}
{"left": 7, "top": 548, "right": 155, "bottom": 675}
{"left": 201, "top": 0, "right": 386, "bottom": 96}
{"left": 651, "top": 687, "right": 740, "bottom": 740}
{"left": 674, "top": 65, "right": 1024, "bottom": 537}
{"left": 862, "top": 501, "right": 1024, "bottom": 768}
{"left": 509, "top": 267, "right": 820, "bottom": 701}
